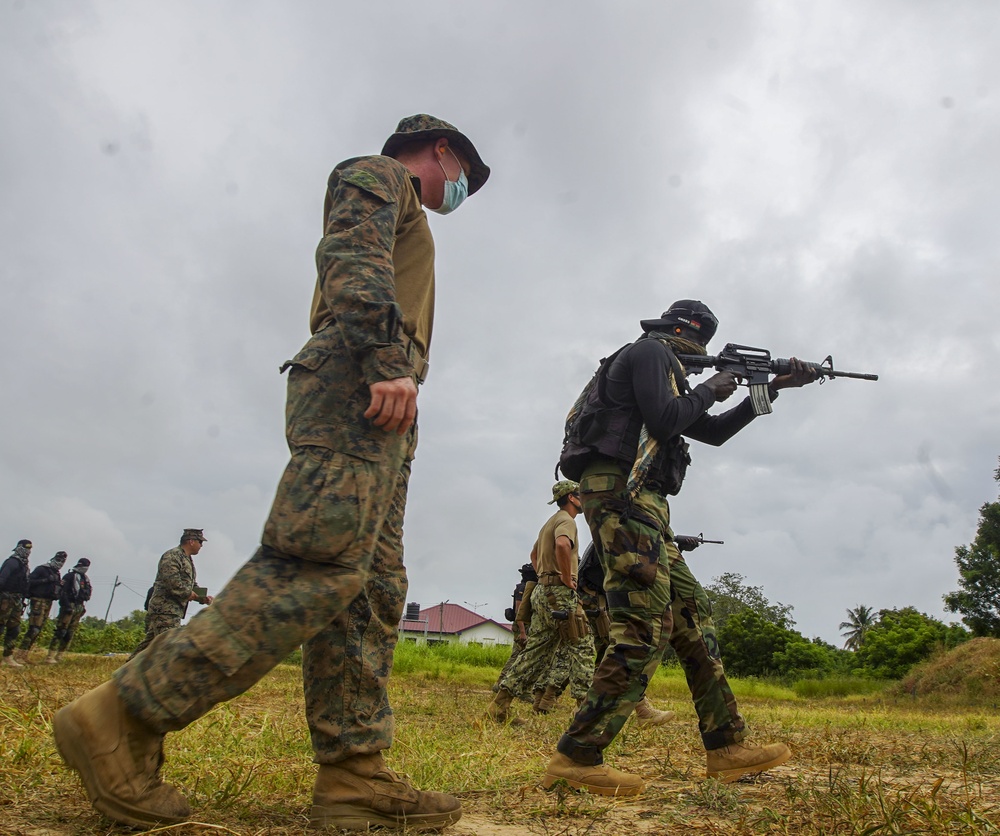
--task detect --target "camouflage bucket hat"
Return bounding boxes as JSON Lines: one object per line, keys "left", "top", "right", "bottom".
{"left": 381, "top": 114, "right": 490, "bottom": 195}
{"left": 548, "top": 480, "right": 580, "bottom": 504}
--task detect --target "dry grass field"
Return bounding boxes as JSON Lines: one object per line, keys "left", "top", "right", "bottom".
{"left": 2, "top": 652, "right": 1000, "bottom": 835}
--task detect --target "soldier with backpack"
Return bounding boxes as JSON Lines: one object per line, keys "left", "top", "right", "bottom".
{"left": 14, "top": 550, "right": 67, "bottom": 663}
{"left": 47, "top": 558, "right": 92, "bottom": 664}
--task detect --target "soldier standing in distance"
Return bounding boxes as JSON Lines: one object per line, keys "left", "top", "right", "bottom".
{"left": 14, "top": 549, "right": 67, "bottom": 663}
{"left": 47, "top": 558, "right": 92, "bottom": 664}
{"left": 52, "top": 114, "right": 490, "bottom": 832}
{"left": 541, "top": 300, "right": 817, "bottom": 795}
{"left": 130, "top": 530, "right": 212, "bottom": 659}
{"left": 487, "top": 481, "right": 596, "bottom": 722}
{"left": 0, "top": 539, "right": 32, "bottom": 668}
{"left": 493, "top": 562, "right": 538, "bottom": 691}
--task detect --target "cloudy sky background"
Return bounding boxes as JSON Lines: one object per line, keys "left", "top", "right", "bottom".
{"left": 2, "top": 0, "right": 998, "bottom": 644}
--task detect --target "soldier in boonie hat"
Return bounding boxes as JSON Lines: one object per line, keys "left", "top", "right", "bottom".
{"left": 382, "top": 114, "right": 490, "bottom": 196}
{"left": 547, "top": 479, "right": 580, "bottom": 505}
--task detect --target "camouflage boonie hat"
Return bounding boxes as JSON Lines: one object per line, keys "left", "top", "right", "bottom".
{"left": 548, "top": 480, "right": 580, "bottom": 504}
{"left": 381, "top": 114, "right": 490, "bottom": 195}
{"left": 181, "top": 528, "right": 206, "bottom": 543}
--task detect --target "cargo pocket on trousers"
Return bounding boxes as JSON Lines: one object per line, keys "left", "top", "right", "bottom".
{"left": 608, "top": 517, "right": 662, "bottom": 588}
{"left": 262, "top": 448, "right": 373, "bottom": 563}
{"left": 189, "top": 606, "right": 253, "bottom": 677}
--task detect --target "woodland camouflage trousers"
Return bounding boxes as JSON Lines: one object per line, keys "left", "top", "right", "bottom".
{"left": 557, "top": 463, "right": 744, "bottom": 765}
{"left": 49, "top": 605, "right": 85, "bottom": 652}
{"left": 19, "top": 597, "right": 54, "bottom": 650}
{"left": 0, "top": 592, "right": 23, "bottom": 655}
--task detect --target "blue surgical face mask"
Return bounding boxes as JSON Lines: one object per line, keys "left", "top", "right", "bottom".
{"left": 431, "top": 149, "right": 468, "bottom": 215}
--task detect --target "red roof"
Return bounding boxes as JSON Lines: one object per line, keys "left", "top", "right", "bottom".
{"left": 400, "top": 602, "right": 511, "bottom": 635}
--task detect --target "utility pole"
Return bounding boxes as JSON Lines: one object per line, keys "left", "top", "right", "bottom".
{"left": 439, "top": 599, "right": 448, "bottom": 641}
{"left": 103, "top": 575, "right": 121, "bottom": 623}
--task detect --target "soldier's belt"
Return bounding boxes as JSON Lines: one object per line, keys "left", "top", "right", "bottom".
{"left": 538, "top": 574, "right": 567, "bottom": 587}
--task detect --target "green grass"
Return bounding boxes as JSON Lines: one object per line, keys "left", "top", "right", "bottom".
{"left": 3, "top": 651, "right": 1000, "bottom": 835}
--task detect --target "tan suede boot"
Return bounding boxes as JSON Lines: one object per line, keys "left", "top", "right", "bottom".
{"left": 534, "top": 685, "right": 559, "bottom": 714}
{"left": 634, "top": 696, "right": 675, "bottom": 726}
{"left": 52, "top": 680, "right": 190, "bottom": 827}
{"left": 13, "top": 648, "right": 30, "bottom": 665}
{"left": 706, "top": 741, "right": 792, "bottom": 783}
{"left": 2, "top": 653, "right": 24, "bottom": 668}
{"left": 531, "top": 689, "right": 544, "bottom": 711}
{"left": 310, "top": 752, "right": 461, "bottom": 831}
{"left": 540, "top": 752, "right": 644, "bottom": 797}
{"left": 485, "top": 688, "right": 525, "bottom": 725}
{"left": 45, "top": 650, "right": 59, "bottom": 664}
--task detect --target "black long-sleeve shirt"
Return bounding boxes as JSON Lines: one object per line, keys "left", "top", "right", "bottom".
{"left": 604, "top": 336, "right": 770, "bottom": 450}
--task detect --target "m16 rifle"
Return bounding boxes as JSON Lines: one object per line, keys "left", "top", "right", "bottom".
{"left": 675, "top": 343, "right": 878, "bottom": 416}
{"left": 674, "top": 533, "right": 724, "bottom": 552}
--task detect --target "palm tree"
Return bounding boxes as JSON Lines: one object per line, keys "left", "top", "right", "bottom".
{"left": 839, "top": 604, "right": 877, "bottom": 650}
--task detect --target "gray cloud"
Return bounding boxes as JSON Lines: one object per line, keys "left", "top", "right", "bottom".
{"left": 1, "top": 1, "right": 997, "bottom": 641}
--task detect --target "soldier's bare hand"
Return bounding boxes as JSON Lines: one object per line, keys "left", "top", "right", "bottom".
{"left": 704, "top": 371, "right": 739, "bottom": 402}
{"left": 365, "top": 377, "right": 418, "bottom": 434}
{"left": 772, "top": 357, "right": 819, "bottom": 390}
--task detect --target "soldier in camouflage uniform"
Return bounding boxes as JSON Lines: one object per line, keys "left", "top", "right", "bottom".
{"left": 130, "top": 530, "right": 212, "bottom": 659}
{"left": 52, "top": 114, "right": 489, "bottom": 832}
{"left": 541, "top": 301, "right": 817, "bottom": 796}
{"left": 0, "top": 539, "right": 32, "bottom": 668}
{"left": 14, "top": 550, "right": 67, "bottom": 663}
{"left": 487, "top": 481, "right": 595, "bottom": 723}
{"left": 493, "top": 562, "right": 537, "bottom": 691}
{"left": 47, "top": 558, "right": 92, "bottom": 663}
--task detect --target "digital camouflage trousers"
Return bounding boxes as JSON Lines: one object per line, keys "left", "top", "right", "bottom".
{"left": 498, "top": 583, "right": 595, "bottom": 702}
{"left": 49, "top": 604, "right": 85, "bottom": 652}
{"left": 0, "top": 592, "right": 24, "bottom": 656}
{"left": 557, "top": 463, "right": 744, "bottom": 765}
{"left": 129, "top": 610, "right": 183, "bottom": 660}
{"left": 115, "top": 440, "right": 413, "bottom": 763}
{"left": 19, "top": 597, "right": 55, "bottom": 651}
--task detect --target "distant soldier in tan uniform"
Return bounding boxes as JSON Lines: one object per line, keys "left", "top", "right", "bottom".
{"left": 487, "top": 481, "right": 595, "bottom": 722}
{"left": 52, "top": 114, "right": 490, "bottom": 832}
{"left": 130, "top": 530, "right": 212, "bottom": 659}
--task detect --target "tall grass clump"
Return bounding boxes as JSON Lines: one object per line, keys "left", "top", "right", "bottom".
{"left": 793, "top": 677, "right": 888, "bottom": 699}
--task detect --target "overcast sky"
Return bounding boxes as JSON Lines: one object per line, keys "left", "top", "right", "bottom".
{"left": 2, "top": 1, "right": 998, "bottom": 645}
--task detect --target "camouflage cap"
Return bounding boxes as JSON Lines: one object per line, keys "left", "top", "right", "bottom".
{"left": 381, "top": 114, "right": 490, "bottom": 195}
{"left": 547, "top": 480, "right": 581, "bottom": 504}
{"left": 181, "top": 528, "right": 206, "bottom": 543}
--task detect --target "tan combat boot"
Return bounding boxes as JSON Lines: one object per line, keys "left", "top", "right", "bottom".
{"left": 13, "top": 648, "right": 30, "bottom": 665}
{"left": 310, "top": 752, "right": 461, "bottom": 831}
{"left": 634, "top": 696, "right": 675, "bottom": 726}
{"left": 706, "top": 741, "right": 792, "bottom": 783}
{"left": 45, "top": 650, "right": 59, "bottom": 664}
{"left": 52, "top": 680, "right": 190, "bottom": 827}
{"left": 540, "top": 752, "right": 644, "bottom": 797}
{"left": 485, "top": 688, "right": 525, "bottom": 726}
{"left": 2, "top": 652, "right": 24, "bottom": 668}
{"left": 534, "top": 685, "right": 560, "bottom": 714}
